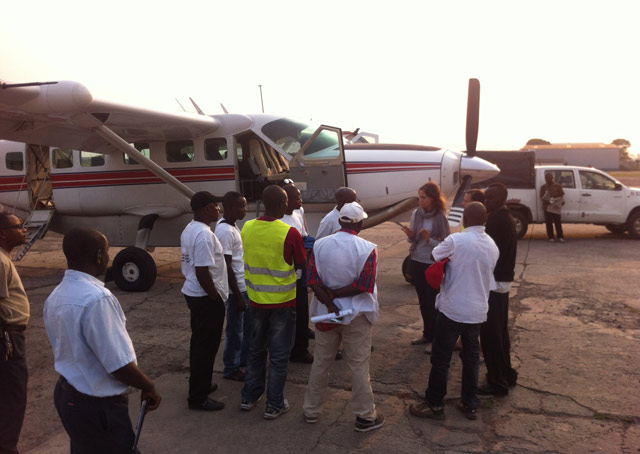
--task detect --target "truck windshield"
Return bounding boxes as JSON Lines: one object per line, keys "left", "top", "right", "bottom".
{"left": 261, "top": 118, "right": 340, "bottom": 160}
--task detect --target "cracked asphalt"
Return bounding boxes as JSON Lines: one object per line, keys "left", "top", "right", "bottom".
{"left": 14, "top": 221, "right": 640, "bottom": 453}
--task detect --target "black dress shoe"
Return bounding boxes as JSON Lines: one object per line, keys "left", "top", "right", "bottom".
{"left": 290, "top": 351, "right": 314, "bottom": 363}
{"left": 477, "top": 384, "right": 508, "bottom": 396}
{"left": 308, "top": 329, "right": 315, "bottom": 339}
{"left": 223, "top": 369, "right": 245, "bottom": 382}
{"left": 189, "top": 398, "right": 225, "bottom": 411}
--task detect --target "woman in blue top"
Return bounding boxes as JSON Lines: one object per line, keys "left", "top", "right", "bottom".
{"left": 401, "top": 182, "right": 450, "bottom": 351}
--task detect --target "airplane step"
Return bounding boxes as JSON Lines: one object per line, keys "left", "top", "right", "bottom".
{"left": 13, "top": 209, "right": 55, "bottom": 262}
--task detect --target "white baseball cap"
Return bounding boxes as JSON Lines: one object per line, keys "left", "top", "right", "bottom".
{"left": 339, "top": 202, "right": 368, "bottom": 223}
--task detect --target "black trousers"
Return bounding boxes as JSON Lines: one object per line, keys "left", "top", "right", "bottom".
{"left": 480, "top": 291, "right": 518, "bottom": 391}
{"left": 290, "top": 279, "right": 310, "bottom": 358}
{"left": 185, "top": 294, "right": 226, "bottom": 405}
{"left": 544, "top": 211, "right": 563, "bottom": 239}
{"left": 53, "top": 377, "right": 137, "bottom": 454}
{"left": 410, "top": 260, "right": 439, "bottom": 342}
{"left": 0, "top": 329, "right": 27, "bottom": 454}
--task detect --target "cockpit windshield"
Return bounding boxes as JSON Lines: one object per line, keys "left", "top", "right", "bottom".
{"left": 261, "top": 118, "right": 341, "bottom": 160}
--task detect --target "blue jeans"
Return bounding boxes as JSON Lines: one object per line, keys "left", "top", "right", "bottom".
{"left": 223, "top": 292, "right": 252, "bottom": 376}
{"left": 425, "top": 312, "right": 481, "bottom": 410}
{"left": 241, "top": 306, "right": 296, "bottom": 409}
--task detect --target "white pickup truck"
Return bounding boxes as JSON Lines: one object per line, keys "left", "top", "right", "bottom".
{"left": 504, "top": 165, "right": 640, "bottom": 239}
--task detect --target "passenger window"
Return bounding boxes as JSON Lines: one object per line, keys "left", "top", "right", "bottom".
{"left": 5, "top": 152, "right": 24, "bottom": 171}
{"left": 555, "top": 170, "right": 575, "bottom": 189}
{"left": 124, "top": 143, "right": 151, "bottom": 165}
{"left": 81, "top": 151, "right": 105, "bottom": 167}
{"left": 166, "top": 140, "right": 194, "bottom": 162}
{"left": 52, "top": 149, "right": 73, "bottom": 169}
{"left": 204, "top": 138, "right": 228, "bottom": 161}
{"left": 579, "top": 171, "right": 616, "bottom": 191}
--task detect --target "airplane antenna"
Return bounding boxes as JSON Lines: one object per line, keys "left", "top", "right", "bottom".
{"left": 175, "top": 98, "right": 186, "bottom": 112}
{"left": 258, "top": 85, "right": 264, "bottom": 113}
{"left": 189, "top": 97, "right": 206, "bottom": 115}
{"left": 1, "top": 81, "right": 58, "bottom": 89}
{"left": 220, "top": 103, "right": 229, "bottom": 114}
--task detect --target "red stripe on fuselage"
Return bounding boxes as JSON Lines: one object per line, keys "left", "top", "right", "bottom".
{"left": 0, "top": 176, "right": 27, "bottom": 193}
{"left": 346, "top": 162, "right": 440, "bottom": 174}
{"left": 51, "top": 167, "right": 235, "bottom": 189}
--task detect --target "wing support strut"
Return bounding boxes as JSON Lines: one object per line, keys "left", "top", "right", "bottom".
{"left": 77, "top": 114, "right": 195, "bottom": 200}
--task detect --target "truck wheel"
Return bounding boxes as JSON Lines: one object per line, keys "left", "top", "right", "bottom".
{"left": 605, "top": 224, "right": 626, "bottom": 234}
{"left": 511, "top": 211, "right": 528, "bottom": 239}
{"left": 112, "top": 247, "right": 157, "bottom": 292}
{"left": 627, "top": 211, "right": 640, "bottom": 239}
{"left": 402, "top": 255, "right": 414, "bottom": 285}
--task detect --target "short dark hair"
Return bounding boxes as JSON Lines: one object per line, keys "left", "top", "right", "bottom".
{"left": 0, "top": 211, "right": 16, "bottom": 229}
{"left": 222, "top": 191, "right": 245, "bottom": 209}
{"left": 487, "top": 182, "right": 508, "bottom": 203}
{"left": 465, "top": 189, "right": 485, "bottom": 204}
{"left": 62, "top": 228, "right": 106, "bottom": 266}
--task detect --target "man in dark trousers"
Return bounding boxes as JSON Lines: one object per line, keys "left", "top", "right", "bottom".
{"left": 0, "top": 212, "right": 29, "bottom": 454}
{"left": 181, "top": 191, "right": 229, "bottom": 411}
{"left": 479, "top": 182, "right": 518, "bottom": 395}
{"left": 44, "top": 228, "right": 161, "bottom": 453}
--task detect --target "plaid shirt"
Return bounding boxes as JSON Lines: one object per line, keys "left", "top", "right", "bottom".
{"left": 307, "top": 229, "right": 377, "bottom": 331}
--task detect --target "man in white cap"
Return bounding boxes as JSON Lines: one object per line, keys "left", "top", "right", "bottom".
{"left": 302, "top": 202, "right": 384, "bottom": 432}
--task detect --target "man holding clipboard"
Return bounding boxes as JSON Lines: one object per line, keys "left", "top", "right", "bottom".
{"left": 302, "top": 202, "right": 384, "bottom": 432}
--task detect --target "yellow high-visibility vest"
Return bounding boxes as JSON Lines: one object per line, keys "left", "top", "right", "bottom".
{"left": 241, "top": 219, "right": 297, "bottom": 305}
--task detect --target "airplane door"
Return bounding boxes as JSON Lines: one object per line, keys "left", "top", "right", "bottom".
{"left": 439, "top": 150, "right": 461, "bottom": 198}
{"left": 288, "top": 125, "right": 347, "bottom": 203}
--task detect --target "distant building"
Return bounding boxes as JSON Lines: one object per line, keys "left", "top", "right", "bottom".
{"left": 520, "top": 143, "right": 621, "bottom": 171}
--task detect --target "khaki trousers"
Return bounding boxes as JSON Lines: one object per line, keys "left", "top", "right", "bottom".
{"left": 303, "top": 314, "right": 377, "bottom": 421}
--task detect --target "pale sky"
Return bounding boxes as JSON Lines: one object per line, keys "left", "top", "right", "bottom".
{"left": 1, "top": 0, "right": 639, "bottom": 156}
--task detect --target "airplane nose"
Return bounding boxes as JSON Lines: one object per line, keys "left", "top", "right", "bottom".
{"left": 460, "top": 155, "right": 500, "bottom": 184}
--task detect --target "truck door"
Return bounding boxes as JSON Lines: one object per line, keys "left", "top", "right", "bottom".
{"left": 288, "top": 125, "right": 347, "bottom": 203}
{"left": 542, "top": 169, "right": 580, "bottom": 222}
{"left": 577, "top": 170, "right": 627, "bottom": 223}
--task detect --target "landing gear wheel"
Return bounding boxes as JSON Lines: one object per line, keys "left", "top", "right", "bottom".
{"left": 627, "top": 211, "right": 640, "bottom": 239}
{"left": 511, "top": 211, "right": 528, "bottom": 239}
{"left": 112, "top": 247, "right": 157, "bottom": 292}
{"left": 402, "top": 255, "right": 414, "bottom": 285}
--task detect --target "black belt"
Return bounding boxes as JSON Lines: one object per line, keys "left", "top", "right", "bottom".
{"left": 2, "top": 324, "right": 26, "bottom": 332}
{"left": 58, "top": 376, "right": 127, "bottom": 402}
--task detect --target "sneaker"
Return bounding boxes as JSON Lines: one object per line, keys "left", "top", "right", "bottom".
{"left": 304, "top": 413, "right": 318, "bottom": 424}
{"left": 548, "top": 238, "right": 555, "bottom": 242}
{"left": 354, "top": 413, "right": 385, "bottom": 432}
{"left": 240, "top": 395, "right": 262, "bottom": 411}
{"left": 409, "top": 401, "right": 445, "bottom": 420}
{"left": 456, "top": 400, "right": 478, "bottom": 420}
{"left": 558, "top": 238, "right": 565, "bottom": 243}
{"left": 411, "top": 336, "right": 430, "bottom": 345}
{"left": 264, "top": 399, "right": 290, "bottom": 419}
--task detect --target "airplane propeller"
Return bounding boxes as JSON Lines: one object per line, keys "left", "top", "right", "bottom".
{"left": 447, "top": 78, "right": 480, "bottom": 226}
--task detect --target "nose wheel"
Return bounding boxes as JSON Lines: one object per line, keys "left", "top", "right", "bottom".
{"left": 111, "top": 247, "right": 157, "bottom": 292}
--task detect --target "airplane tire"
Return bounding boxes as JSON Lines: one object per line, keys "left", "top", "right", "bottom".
{"left": 511, "top": 211, "right": 528, "bottom": 239}
{"left": 402, "top": 255, "right": 414, "bottom": 285}
{"left": 112, "top": 247, "right": 157, "bottom": 292}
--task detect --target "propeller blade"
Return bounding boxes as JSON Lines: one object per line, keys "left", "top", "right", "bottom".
{"left": 465, "top": 78, "right": 480, "bottom": 157}
{"left": 447, "top": 175, "right": 472, "bottom": 226}
{"left": 189, "top": 97, "right": 206, "bottom": 115}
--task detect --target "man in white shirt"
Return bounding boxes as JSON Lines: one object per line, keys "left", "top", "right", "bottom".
{"left": 181, "top": 191, "right": 229, "bottom": 411}
{"left": 409, "top": 202, "right": 498, "bottom": 421}
{"left": 303, "top": 202, "right": 385, "bottom": 433}
{"left": 281, "top": 184, "right": 314, "bottom": 363}
{"left": 44, "top": 227, "right": 161, "bottom": 453}
{"left": 215, "top": 191, "right": 250, "bottom": 382}
{"left": 315, "top": 187, "right": 358, "bottom": 239}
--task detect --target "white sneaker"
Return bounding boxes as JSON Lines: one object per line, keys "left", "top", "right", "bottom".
{"left": 558, "top": 238, "right": 565, "bottom": 243}
{"left": 548, "top": 238, "right": 555, "bottom": 242}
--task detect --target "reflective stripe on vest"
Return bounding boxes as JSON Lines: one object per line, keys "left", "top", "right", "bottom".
{"left": 241, "top": 219, "right": 297, "bottom": 305}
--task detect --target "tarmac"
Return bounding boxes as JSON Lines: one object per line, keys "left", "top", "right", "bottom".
{"left": 13, "top": 222, "right": 640, "bottom": 453}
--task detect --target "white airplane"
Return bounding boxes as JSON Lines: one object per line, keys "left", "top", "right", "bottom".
{"left": 0, "top": 78, "right": 498, "bottom": 291}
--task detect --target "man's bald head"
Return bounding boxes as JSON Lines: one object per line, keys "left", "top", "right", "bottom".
{"left": 62, "top": 227, "right": 110, "bottom": 276}
{"left": 462, "top": 202, "right": 487, "bottom": 228}
{"left": 262, "top": 185, "right": 288, "bottom": 218}
{"left": 335, "top": 187, "right": 357, "bottom": 210}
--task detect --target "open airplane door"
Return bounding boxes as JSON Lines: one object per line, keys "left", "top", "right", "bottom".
{"left": 288, "top": 125, "right": 347, "bottom": 203}
{"left": 440, "top": 150, "right": 461, "bottom": 204}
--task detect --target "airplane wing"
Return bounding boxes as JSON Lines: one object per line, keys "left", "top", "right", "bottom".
{"left": 0, "top": 79, "right": 221, "bottom": 199}
{"left": 0, "top": 80, "right": 219, "bottom": 152}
